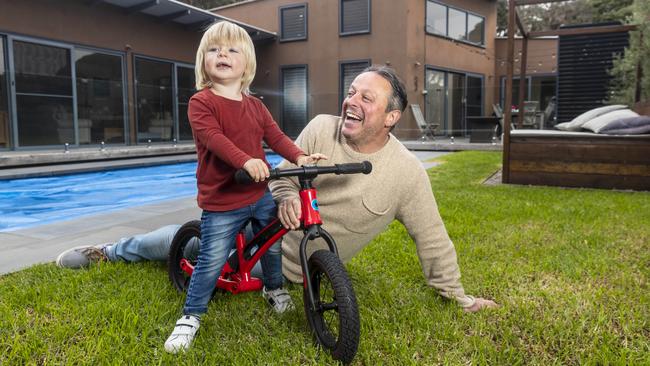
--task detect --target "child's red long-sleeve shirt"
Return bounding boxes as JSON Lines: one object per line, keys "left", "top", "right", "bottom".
{"left": 188, "top": 89, "right": 304, "bottom": 211}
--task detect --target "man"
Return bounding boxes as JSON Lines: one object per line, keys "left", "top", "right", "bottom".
{"left": 58, "top": 66, "right": 496, "bottom": 312}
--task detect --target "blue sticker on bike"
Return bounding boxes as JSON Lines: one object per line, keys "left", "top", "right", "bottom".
{"left": 311, "top": 199, "right": 319, "bottom": 211}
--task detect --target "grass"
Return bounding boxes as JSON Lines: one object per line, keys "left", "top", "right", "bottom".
{"left": 1, "top": 151, "right": 648, "bottom": 365}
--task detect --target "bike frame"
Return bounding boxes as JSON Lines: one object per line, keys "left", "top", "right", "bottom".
{"left": 178, "top": 176, "right": 338, "bottom": 304}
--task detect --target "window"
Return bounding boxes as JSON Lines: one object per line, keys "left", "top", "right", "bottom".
{"left": 426, "top": 1, "right": 485, "bottom": 46}
{"left": 135, "top": 57, "right": 173, "bottom": 143}
{"left": 467, "top": 14, "right": 485, "bottom": 44}
{"left": 13, "top": 40, "right": 74, "bottom": 147}
{"left": 339, "top": 60, "right": 369, "bottom": 108}
{"left": 75, "top": 49, "right": 125, "bottom": 145}
{"left": 340, "top": 0, "right": 370, "bottom": 35}
{"left": 176, "top": 66, "right": 195, "bottom": 141}
{"left": 280, "top": 4, "right": 307, "bottom": 41}
{"left": 425, "top": 2, "right": 446, "bottom": 36}
{"left": 0, "top": 37, "right": 9, "bottom": 149}
{"left": 281, "top": 66, "right": 307, "bottom": 138}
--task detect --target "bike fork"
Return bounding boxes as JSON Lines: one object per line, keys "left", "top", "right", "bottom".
{"left": 300, "top": 225, "right": 338, "bottom": 312}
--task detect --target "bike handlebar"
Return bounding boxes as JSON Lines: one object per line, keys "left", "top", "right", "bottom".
{"left": 235, "top": 161, "right": 372, "bottom": 185}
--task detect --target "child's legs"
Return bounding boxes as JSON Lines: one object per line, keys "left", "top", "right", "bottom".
{"left": 251, "top": 191, "right": 284, "bottom": 290}
{"left": 183, "top": 209, "right": 248, "bottom": 316}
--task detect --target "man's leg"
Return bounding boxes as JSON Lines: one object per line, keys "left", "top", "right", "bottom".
{"left": 56, "top": 224, "right": 184, "bottom": 268}
{"left": 105, "top": 224, "right": 182, "bottom": 262}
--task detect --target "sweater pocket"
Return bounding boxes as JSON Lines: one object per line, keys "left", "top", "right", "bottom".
{"left": 342, "top": 195, "right": 392, "bottom": 234}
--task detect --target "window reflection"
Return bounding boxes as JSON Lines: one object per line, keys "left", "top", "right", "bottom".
{"left": 0, "top": 38, "right": 9, "bottom": 148}
{"left": 177, "top": 66, "right": 195, "bottom": 141}
{"left": 136, "top": 58, "right": 173, "bottom": 143}
{"left": 75, "top": 49, "right": 125, "bottom": 144}
{"left": 14, "top": 41, "right": 74, "bottom": 147}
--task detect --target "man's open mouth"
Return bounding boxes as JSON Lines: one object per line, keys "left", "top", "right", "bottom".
{"left": 345, "top": 111, "right": 363, "bottom": 123}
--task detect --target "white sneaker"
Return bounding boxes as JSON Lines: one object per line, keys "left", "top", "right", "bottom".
{"left": 164, "top": 315, "right": 200, "bottom": 353}
{"left": 262, "top": 287, "right": 295, "bottom": 314}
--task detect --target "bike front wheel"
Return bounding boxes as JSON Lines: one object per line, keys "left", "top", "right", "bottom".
{"left": 303, "top": 249, "right": 360, "bottom": 364}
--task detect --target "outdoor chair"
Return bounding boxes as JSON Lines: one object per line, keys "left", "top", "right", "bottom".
{"left": 522, "top": 101, "right": 542, "bottom": 129}
{"left": 411, "top": 104, "right": 438, "bottom": 140}
{"left": 492, "top": 103, "right": 508, "bottom": 138}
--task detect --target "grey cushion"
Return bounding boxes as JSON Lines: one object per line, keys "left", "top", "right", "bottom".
{"left": 556, "top": 104, "right": 627, "bottom": 131}
{"left": 582, "top": 109, "right": 639, "bottom": 133}
{"left": 600, "top": 115, "right": 650, "bottom": 135}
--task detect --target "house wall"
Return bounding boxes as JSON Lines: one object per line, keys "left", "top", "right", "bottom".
{"left": 218, "top": 0, "right": 498, "bottom": 138}
{"left": 0, "top": 0, "right": 202, "bottom": 145}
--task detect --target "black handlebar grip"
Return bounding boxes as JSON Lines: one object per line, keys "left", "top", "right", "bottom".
{"left": 335, "top": 161, "right": 373, "bottom": 175}
{"left": 234, "top": 169, "right": 255, "bottom": 185}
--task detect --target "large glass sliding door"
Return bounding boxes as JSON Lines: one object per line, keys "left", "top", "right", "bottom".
{"left": 425, "top": 68, "right": 483, "bottom": 136}
{"left": 13, "top": 40, "right": 74, "bottom": 147}
{"left": 75, "top": 49, "right": 125, "bottom": 144}
{"left": 424, "top": 69, "right": 445, "bottom": 132}
{"left": 135, "top": 57, "right": 173, "bottom": 143}
{"left": 0, "top": 37, "right": 9, "bottom": 149}
{"left": 176, "top": 65, "right": 195, "bottom": 142}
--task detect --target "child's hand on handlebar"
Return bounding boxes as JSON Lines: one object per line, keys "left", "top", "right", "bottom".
{"left": 242, "top": 158, "right": 270, "bottom": 182}
{"left": 296, "top": 153, "right": 328, "bottom": 167}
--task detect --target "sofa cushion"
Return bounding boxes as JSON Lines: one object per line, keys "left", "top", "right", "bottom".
{"left": 582, "top": 109, "right": 639, "bottom": 133}
{"left": 555, "top": 104, "right": 627, "bottom": 131}
{"left": 600, "top": 115, "right": 650, "bottom": 135}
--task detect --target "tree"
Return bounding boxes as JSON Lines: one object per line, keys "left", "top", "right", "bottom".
{"left": 608, "top": 0, "right": 650, "bottom": 104}
{"left": 496, "top": 0, "right": 631, "bottom": 36}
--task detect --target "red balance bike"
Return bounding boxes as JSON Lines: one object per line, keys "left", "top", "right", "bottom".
{"left": 167, "top": 161, "right": 372, "bottom": 364}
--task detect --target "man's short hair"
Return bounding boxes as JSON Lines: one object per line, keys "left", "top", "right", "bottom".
{"left": 362, "top": 65, "right": 408, "bottom": 113}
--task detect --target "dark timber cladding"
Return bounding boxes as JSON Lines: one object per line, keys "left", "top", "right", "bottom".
{"left": 508, "top": 132, "right": 650, "bottom": 191}
{"left": 556, "top": 23, "right": 630, "bottom": 123}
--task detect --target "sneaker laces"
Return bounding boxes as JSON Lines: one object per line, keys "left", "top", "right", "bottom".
{"left": 80, "top": 246, "right": 108, "bottom": 262}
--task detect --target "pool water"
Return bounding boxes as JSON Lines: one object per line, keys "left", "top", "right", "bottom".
{"left": 0, "top": 154, "right": 283, "bottom": 232}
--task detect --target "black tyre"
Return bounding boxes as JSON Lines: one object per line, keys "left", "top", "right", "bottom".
{"left": 168, "top": 220, "right": 201, "bottom": 293}
{"left": 303, "top": 250, "right": 360, "bottom": 364}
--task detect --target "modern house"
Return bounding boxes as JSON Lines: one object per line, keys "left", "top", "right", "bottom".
{"left": 216, "top": 0, "right": 501, "bottom": 138}
{"left": 1, "top": 0, "right": 564, "bottom": 152}
{"left": 0, "top": 0, "right": 274, "bottom": 151}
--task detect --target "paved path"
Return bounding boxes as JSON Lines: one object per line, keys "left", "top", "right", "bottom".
{"left": 0, "top": 151, "right": 448, "bottom": 275}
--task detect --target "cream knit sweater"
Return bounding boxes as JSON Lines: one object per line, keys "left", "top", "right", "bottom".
{"left": 270, "top": 114, "right": 475, "bottom": 308}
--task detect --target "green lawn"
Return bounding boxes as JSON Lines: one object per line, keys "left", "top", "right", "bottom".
{"left": 1, "top": 151, "right": 648, "bottom": 365}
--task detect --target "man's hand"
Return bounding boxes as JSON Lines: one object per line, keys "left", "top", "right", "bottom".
{"left": 243, "top": 158, "right": 270, "bottom": 182}
{"left": 296, "top": 153, "right": 328, "bottom": 167}
{"left": 463, "top": 297, "right": 498, "bottom": 313}
{"left": 277, "top": 197, "right": 302, "bottom": 230}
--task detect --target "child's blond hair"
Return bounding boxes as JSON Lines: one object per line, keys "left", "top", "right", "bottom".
{"left": 194, "top": 21, "right": 256, "bottom": 94}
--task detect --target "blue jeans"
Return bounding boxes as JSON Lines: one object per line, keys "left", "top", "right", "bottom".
{"left": 104, "top": 225, "right": 185, "bottom": 262}
{"left": 183, "top": 191, "right": 283, "bottom": 316}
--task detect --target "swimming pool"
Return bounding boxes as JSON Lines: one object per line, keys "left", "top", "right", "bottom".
{"left": 0, "top": 154, "right": 283, "bottom": 232}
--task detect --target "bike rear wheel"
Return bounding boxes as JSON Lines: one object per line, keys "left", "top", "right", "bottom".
{"left": 167, "top": 220, "right": 201, "bottom": 293}
{"left": 303, "top": 249, "right": 360, "bottom": 364}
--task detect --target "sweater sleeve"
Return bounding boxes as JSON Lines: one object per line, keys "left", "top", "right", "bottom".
{"left": 395, "top": 166, "right": 476, "bottom": 308}
{"left": 188, "top": 95, "right": 251, "bottom": 169}
{"left": 257, "top": 99, "right": 305, "bottom": 164}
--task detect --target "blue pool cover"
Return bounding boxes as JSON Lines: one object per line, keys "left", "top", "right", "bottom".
{"left": 0, "top": 154, "right": 283, "bottom": 232}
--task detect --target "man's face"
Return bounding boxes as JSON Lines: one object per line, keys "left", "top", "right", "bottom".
{"left": 340, "top": 72, "right": 398, "bottom": 152}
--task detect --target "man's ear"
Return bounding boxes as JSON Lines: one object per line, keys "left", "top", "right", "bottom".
{"left": 385, "top": 110, "right": 402, "bottom": 128}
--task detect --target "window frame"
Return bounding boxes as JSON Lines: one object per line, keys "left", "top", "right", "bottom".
{"left": 279, "top": 3, "right": 308, "bottom": 42}
{"left": 74, "top": 46, "right": 129, "bottom": 146}
{"left": 0, "top": 35, "right": 11, "bottom": 150}
{"left": 339, "top": 0, "right": 371, "bottom": 37}
{"left": 279, "top": 64, "right": 309, "bottom": 138}
{"left": 425, "top": 0, "right": 486, "bottom": 48}
{"left": 338, "top": 59, "right": 371, "bottom": 111}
